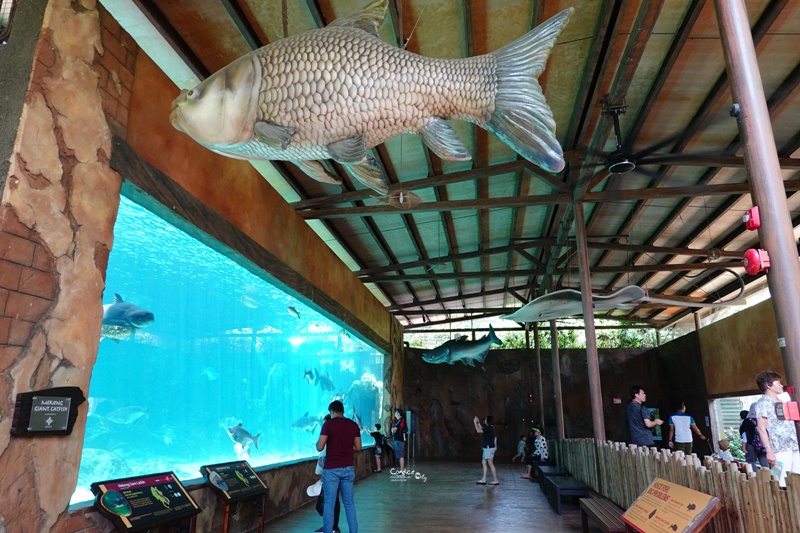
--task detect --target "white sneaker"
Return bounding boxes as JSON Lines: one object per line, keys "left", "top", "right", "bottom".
{"left": 306, "top": 480, "right": 322, "bottom": 497}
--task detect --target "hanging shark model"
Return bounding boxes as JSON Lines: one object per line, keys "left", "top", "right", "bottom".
{"left": 421, "top": 326, "right": 502, "bottom": 366}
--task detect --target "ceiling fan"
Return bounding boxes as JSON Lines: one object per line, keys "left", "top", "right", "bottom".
{"left": 587, "top": 104, "right": 730, "bottom": 181}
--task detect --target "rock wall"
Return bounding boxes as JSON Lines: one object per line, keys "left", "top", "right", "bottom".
{"left": 0, "top": 1, "right": 122, "bottom": 531}
{"left": 401, "top": 345, "right": 661, "bottom": 459}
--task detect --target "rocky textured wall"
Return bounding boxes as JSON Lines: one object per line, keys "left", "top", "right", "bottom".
{"left": 0, "top": 1, "right": 122, "bottom": 531}
{"left": 401, "top": 345, "right": 660, "bottom": 459}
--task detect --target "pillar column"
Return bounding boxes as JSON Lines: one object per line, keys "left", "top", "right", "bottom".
{"left": 714, "top": 0, "right": 800, "bottom": 401}
{"left": 0, "top": 1, "right": 121, "bottom": 531}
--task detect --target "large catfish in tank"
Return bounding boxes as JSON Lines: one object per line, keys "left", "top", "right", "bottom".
{"left": 169, "top": 0, "right": 573, "bottom": 195}
{"left": 421, "top": 325, "right": 502, "bottom": 366}
{"left": 101, "top": 293, "right": 155, "bottom": 342}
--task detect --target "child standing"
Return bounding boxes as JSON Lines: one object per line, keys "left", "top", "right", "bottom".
{"left": 718, "top": 439, "right": 734, "bottom": 461}
{"left": 474, "top": 415, "right": 500, "bottom": 485}
{"left": 369, "top": 423, "right": 384, "bottom": 473}
{"left": 512, "top": 434, "right": 526, "bottom": 463}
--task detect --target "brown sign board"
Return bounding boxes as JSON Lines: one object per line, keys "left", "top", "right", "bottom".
{"left": 622, "top": 478, "right": 721, "bottom": 533}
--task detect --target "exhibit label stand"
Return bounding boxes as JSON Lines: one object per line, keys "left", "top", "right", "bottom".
{"left": 622, "top": 477, "right": 721, "bottom": 533}
{"left": 200, "top": 461, "right": 269, "bottom": 533}
{"left": 91, "top": 471, "right": 201, "bottom": 532}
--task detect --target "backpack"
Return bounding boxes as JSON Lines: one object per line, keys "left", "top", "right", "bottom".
{"left": 747, "top": 417, "right": 766, "bottom": 453}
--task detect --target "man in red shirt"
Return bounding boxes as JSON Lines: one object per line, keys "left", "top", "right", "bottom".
{"left": 316, "top": 400, "right": 362, "bottom": 533}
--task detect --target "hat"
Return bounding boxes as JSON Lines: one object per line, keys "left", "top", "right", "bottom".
{"left": 306, "top": 479, "right": 322, "bottom": 497}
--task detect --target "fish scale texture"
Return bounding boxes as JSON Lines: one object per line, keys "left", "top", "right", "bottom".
{"left": 243, "top": 26, "right": 496, "bottom": 161}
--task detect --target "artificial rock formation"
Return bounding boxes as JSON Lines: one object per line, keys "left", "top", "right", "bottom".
{"left": 0, "top": 1, "right": 120, "bottom": 531}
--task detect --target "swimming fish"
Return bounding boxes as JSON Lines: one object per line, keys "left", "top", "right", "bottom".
{"left": 303, "top": 369, "right": 314, "bottom": 384}
{"left": 352, "top": 408, "right": 364, "bottom": 431}
{"left": 314, "top": 368, "right": 336, "bottom": 392}
{"left": 169, "top": 0, "right": 572, "bottom": 195}
{"left": 105, "top": 405, "right": 149, "bottom": 425}
{"left": 227, "top": 423, "right": 261, "bottom": 450}
{"left": 240, "top": 295, "right": 259, "bottom": 309}
{"left": 201, "top": 367, "right": 219, "bottom": 381}
{"left": 287, "top": 306, "right": 300, "bottom": 319}
{"left": 101, "top": 293, "right": 154, "bottom": 342}
{"left": 421, "top": 326, "right": 501, "bottom": 366}
{"left": 292, "top": 411, "right": 321, "bottom": 433}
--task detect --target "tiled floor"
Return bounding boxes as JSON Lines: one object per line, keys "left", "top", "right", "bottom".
{"left": 267, "top": 460, "right": 603, "bottom": 532}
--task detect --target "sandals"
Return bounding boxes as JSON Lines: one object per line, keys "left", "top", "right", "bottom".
{"left": 476, "top": 481, "right": 487, "bottom": 485}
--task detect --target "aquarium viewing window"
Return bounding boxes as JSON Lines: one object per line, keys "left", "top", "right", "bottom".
{"left": 72, "top": 196, "right": 385, "bottom": 505}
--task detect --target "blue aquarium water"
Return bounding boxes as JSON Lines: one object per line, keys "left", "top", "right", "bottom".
{"left": 72, "top": 196, "right": 385, "bottom": 505}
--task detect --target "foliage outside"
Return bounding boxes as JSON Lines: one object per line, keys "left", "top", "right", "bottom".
{"left": 723, "top": 428, "right": 747, "bottom": 461}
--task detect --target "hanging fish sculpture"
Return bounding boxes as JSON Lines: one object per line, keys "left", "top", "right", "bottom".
{"left": 421, "top": 326, "right": 502, "bottom": 366}
{"left": 169, "top": 0, "right": 573, "bottom": 195}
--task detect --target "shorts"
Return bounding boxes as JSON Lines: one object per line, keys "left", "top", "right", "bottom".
{"left": 394, "top": 439, "right": 405, "bottom": 458}
{"left": 482, "top": 447, "right": 497, "bottom": 460}
{"left": 374, "top": 446, "right": 382, "bottom": 457}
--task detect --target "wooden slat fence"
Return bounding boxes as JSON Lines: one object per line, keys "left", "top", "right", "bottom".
{"left": 555, "top": 439, "right": 800, "bottom": 533}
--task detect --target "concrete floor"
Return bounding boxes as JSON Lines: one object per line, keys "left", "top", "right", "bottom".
{"left": 267, "top": 460, "right": 604, "bottom": 532}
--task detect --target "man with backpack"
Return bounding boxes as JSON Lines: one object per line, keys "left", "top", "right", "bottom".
{"left": 740, "top": 404, "right": 768, "bottom": 468}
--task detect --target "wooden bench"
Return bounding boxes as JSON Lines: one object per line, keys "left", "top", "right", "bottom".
{"left": 528, "top": 459, "right": 554, "bottom": 480}
{"left": 536, "top": 464, "right": 568, "bottom": 491}
{"left": 545, "top": 475, "right": 589, "bottom": 515}
{"left": 580, "top": 497, "right": 629, "bottom": 533}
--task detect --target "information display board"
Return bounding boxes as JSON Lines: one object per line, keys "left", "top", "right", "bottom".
{"left": 91, "top": 471, "right": 200, "bottom": 532}
{"left": 200, "top": 461, "right": 268, "bottom": 503}
{"left": 622, "top": 477, "right": 721, "bottom": 533}
{"left": 11, "top": 386, "right": 86, "bottom": 436}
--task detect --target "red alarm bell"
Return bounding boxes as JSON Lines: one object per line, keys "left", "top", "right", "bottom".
{"left": 743, "top": 206, "right": 760, "bottom": 231}
{"left": 743, "top": 248, "right": 770, "bottom": 275}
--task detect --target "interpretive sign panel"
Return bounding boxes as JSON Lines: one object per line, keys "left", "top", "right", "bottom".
{"left": 200, "top": 461, "right": 268, "bottom": 503}
{"left": 91, "top": 471, "right": 200, "bottom": 532}
{"left": 11, "top": 386, "right": 86, "bottom": 436}
{"left": 622, "top": 477, "right": 721, "bottom": 533}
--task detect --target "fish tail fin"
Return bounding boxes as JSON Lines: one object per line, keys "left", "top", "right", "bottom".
{"left": 489, "top": 324, "right": 501, "bottom": 346}
{"left": 487, "top": 8, "right": 573, "bottom": 173}
{"left": 254, "top": 434, "right": 261, "bottom": 450}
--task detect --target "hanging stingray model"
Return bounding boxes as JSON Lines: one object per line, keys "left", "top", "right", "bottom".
{"left": 169, "top": 0, "right": 573, "bottom": 195}
{"left": 501, "top": 271, "right": 746, "bottom": 323}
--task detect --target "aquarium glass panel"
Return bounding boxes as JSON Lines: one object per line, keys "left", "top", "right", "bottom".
{"left": 72, "top": 196, "right": 385, "bottom": 504}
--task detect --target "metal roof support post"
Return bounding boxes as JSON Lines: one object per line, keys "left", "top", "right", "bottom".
{"left": 535, "top": 322, "right": 545, "bottom": 429}
{"left": 715, "top": 0, "right": 800, "bottom": 404}
{"left": 550, "top": 319, "right": 565, "bottom": 439}
{"left": 575, "top": 202, "right": 607, "bottom": 441}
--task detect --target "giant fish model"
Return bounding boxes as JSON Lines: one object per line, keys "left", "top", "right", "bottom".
{"left": 501, "top": 286, "right": 647, "bottom": 323}
{"left": 421, "top": 325, "right": 502, "bottom": 366}
{"left": 101, "top": 293, "right": 155, "bottom": 342}
{"left": 169, "top": 0, "right": 573, "bottom": 195}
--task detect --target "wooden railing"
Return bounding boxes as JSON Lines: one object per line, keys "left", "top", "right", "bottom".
{"left": 552, "top": 438, "right": 800, "bottom": 533}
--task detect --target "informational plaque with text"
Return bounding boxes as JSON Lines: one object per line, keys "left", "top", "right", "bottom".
{"left": 91, "top": 471, "right": 200, "bottom": 532}
{"left": 622, "top": 478, "right": 721, "bottom": 533}
{"left": 200, "top": 461, "right": 268, "bottom": 503}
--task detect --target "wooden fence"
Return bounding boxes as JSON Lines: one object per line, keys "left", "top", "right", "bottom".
{"left": 552, "top": 438, "right": 800, "bottom": 533}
